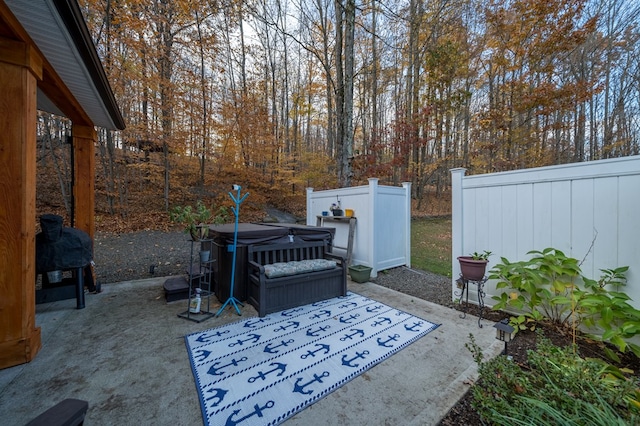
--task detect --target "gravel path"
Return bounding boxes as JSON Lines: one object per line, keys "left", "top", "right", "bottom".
{"left": 94, "top": 230, "right": 192, "bottom": 284}
{"left": 93, "top": 230, "right": 455, "bottom": 308}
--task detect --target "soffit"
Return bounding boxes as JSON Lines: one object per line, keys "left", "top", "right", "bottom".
{"left": 5, "top": 0, "right": 125, "bottom": 130}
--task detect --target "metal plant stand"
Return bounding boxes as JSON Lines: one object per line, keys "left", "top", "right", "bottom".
{"left": 455, "top": 275, "right": 488, "bottom": 327}
{"left": 216, "top": 185, "right": 249, "bottom": 317}
{"left": 178, "top": 231, "right": 215, "bottom": 323}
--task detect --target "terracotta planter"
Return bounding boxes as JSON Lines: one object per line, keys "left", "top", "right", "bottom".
{"left": 458, "top": 256, "right": 488, "bottom": 281}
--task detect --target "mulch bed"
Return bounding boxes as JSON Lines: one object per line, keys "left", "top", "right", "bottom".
{"left": 437, "top": 304, "right": 640, "bottom": 425}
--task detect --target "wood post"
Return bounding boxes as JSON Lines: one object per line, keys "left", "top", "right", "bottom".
{"left": 0, "top": 36, "right": 43, "bottom": 369}
{"left": 72, "top": 125, "right": 96, "bottom": 239}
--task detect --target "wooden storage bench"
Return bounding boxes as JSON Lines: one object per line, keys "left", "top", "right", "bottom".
{"left": 247, "top": 241, "right": 347, "bottom": 317}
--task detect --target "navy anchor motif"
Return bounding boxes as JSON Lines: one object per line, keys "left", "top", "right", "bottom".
{"left": 281, "top": 307, "right": 304, "bottom": 317}
{"left": 195, "top": 329, "right": 230, "bottom": 343}
{"left": 263, "top": 339, "right": 295, "bottom": 354}
{"left": 306, "top": 325, "right": 331, "bottom": 337}
{"left": 339, "top": 313, "right": 360, "bottom": 324}
{"left": 365, "top": 304, "right": 384, "bottom": 313}
{"left": 300, "top": 343, "right": 330, "bottom": 359}
{"left": 208, "top": 357, "right": 248, "bottom": 376}
{"left": 293, "top": 371, "right": 330, "bottom": 395}
{"left": 310, "top": 309, "right": 331, "bottom": 319}
{"left": 312, "top": 298, "right": 333, "bottom": 308}
{"left": 193, "top": 349, "right": 212, "bottom": 362}
{"left": 243, "top": 318, "right": 270, "bottom": 329}
{"left": 229, "top": 333, "right": 260, "bottom": 347}
{"left": 185, "top": 294, "right": 438, "bottom": 426}
{"left": 205, "top": 388, "right": 228, "bottom": 408}
{"left": 273, "top": 321, "right": 300, "bottom": 332}
{"left": 371, "top": 317, "right": 392, "bottom": 327}
{"left": 225, "top": 401, "right": 275, "bottom": 425}
{"left": 340, "top": 328, "right": 365, "bottom": 341}
{"left": 248, "top": 362, "right": 287, "bottom": 383}
{"left": 404, "top": 321, "right": 424, "bottom": 332}
{"left": 377, "top": 333, "right": 401, "bottom": 348}
{"left": 341, "top": 350, "right": 370, "bottom": 368}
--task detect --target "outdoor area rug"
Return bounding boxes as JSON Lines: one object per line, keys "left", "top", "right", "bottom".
{"left": 185, "top": 292, "right": 439, "bottom": 426}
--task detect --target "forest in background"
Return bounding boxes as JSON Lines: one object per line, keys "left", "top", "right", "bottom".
{"left": 35, "top": 0, "right": 640, "bottom": 231}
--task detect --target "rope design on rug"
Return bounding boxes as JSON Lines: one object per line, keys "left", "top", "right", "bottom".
{"left": 185, "top": 292, "right": 439, "bottom": 426}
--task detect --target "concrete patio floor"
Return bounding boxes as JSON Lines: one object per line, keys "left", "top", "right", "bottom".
{"left": 0, "top": 277, "right": 503, "bottom": 425}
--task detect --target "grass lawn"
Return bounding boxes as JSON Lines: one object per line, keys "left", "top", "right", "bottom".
{"left": 411, "top": 217, "right": 452, "bottom": 277}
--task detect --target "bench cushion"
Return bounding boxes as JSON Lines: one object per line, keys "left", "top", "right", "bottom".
{"left": 264, "top": 259, "right": 337, "bottom": 278}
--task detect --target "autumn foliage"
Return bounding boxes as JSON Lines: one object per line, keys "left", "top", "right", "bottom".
{"left": 35, "top": 0, "right": 640, "bottom": 231}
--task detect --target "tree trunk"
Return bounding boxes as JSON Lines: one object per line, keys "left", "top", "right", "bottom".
{"left": 341, "top": 0, "right": 355, "bottom": 187}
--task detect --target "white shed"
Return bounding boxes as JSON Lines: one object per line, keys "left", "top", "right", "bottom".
{"left": 306, "top": 178, "right": 412, "bottom": 278}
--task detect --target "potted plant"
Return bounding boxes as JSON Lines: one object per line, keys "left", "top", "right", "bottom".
{"left": 458, "top": 250, "right": 492, "bottom": 281}
{"left": 348, "top": 264, "right": 372, "bottom": 283}
{"left": 170, "top": 200, "right": 227, "bottom": 241}
{"left": 330, "top": 196, "right": 343, "bottom": 216}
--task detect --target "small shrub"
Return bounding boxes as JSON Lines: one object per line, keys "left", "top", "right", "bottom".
{"left": 169, "top": 200, "right": 228, "bottom": 240}
{"left": 490, "top": 248, "right": 581, "bottom": 328}
{"left": 490, "top": 248, "right": 640, "bottom": 357}
{"left": 468, "top": 333, "right": 640, "bottom": 425}
{"left": 579, "top": 267, "right": 640, "bottom": 360}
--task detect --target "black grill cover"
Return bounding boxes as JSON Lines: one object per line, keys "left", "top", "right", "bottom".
{"left": 36, "top": 215, "right": 93, "bottom": 273}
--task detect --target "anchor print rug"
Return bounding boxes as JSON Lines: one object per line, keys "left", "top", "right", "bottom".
{"left": 184, "top": 292, "right": 439, "bottom": 426}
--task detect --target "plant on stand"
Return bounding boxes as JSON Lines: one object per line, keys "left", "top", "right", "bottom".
{"left": 458, "top": 250, "right": 492, "bottom": 281}
{"left": 170, "top": 200, "right": 228, "bottom": 241}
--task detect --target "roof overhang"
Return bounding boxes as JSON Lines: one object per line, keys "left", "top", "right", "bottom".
{"left": 3, "top": 0, "right": 125, "bottom": 130}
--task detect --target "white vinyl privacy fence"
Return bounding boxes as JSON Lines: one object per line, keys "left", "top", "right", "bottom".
{"left": 452, "top": 155, "right": 640, "bottom": 309}
{"left": 306, "top": 178, "right": 411, "bottom": 278}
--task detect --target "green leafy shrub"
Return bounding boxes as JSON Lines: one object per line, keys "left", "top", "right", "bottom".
{"left": 579, "top": 267, "right": 640, "bottom": 360}
{"left": 470, "top": 250, "right": 492, "bottom": 260}
{"left": 467, "top": 333, "right": 640, "bottom": 425}
{"left": 490, "top": 248, "right": 640, "bottom": 357}
{"left": 490, "top": 248, "right": 581, "bottom": 329}
{"left": 169, "top": 200, "right": 228, "bottom": 240}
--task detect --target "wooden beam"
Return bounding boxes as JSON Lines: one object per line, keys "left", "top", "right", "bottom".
{"left": 0, "top": 36, "right": 42, "bottom": 369}
{"left": 72, "top": 125, "right": 96, "bottom": 239}
{"left": 0, "top": 37, "right": 42, "bottom": 79}
{"left": 0, "top": 1, "right": 93, "bottom": 127}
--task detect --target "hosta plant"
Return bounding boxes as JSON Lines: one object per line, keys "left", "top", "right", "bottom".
{"left": 490, "top": 248, "right": 640, "bottom": 358}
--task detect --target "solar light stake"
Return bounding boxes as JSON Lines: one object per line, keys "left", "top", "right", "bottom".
{"left": 493, "top": 318, "right": 515, "bottom": 356}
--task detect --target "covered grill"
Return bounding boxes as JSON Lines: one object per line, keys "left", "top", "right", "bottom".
{"left": 35, "top": 214, "right": 96, "bottom": 308}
